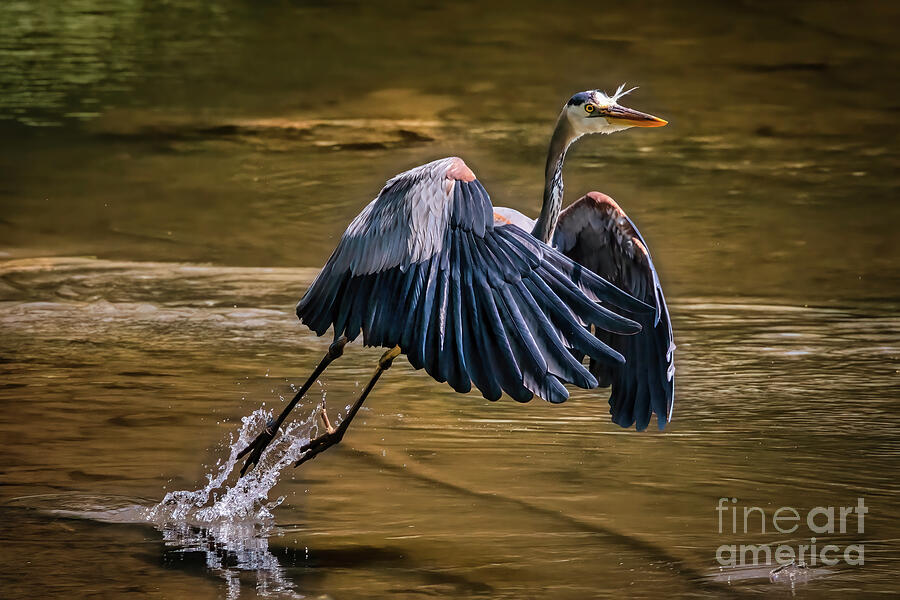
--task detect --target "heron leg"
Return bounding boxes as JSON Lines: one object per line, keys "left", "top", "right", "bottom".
{"left": 294, "top": 345, "right": 401, "bottom": 469}
{"left": 237, "top": 336, "right": 349, "bottom": 476}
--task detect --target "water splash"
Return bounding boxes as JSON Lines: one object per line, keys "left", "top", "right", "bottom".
{"left": 145, "top": 405, "right": 321, "bottom": 525}
{"left": 10, "top": 390, "right": 341, "bottom": 598}
{"left": 770, "top": 560, "right": 812, "bottom": 584}
{"left": 137, "top": 399, "right": 334, "bottom": 598}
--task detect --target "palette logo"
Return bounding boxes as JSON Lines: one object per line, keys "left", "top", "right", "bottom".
{"left": 715, "top": 497, "right": 867, "bottom": 567}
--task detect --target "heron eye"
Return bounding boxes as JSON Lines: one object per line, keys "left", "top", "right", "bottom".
{"left": 585, "top": 104, "right": 595, "bottom": 113}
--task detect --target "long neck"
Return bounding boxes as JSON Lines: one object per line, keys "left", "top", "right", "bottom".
{"left": 532, "top": 112, "right": 578, "bottom": 244}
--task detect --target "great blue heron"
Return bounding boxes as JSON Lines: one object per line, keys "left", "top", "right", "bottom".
{"left": 238, "top": 86, "right": 674, "bottom": 475}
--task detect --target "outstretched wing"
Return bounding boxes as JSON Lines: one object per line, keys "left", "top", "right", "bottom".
{"left": 554, "top": 192, "right": 675, "bottom": 430}
{"left": 297, "top": 157, "right": 653, "bottom": 405}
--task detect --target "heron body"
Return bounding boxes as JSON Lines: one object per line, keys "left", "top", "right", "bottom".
{"left": 494, "top": 85, "right": 675, "bottom": 431}
{"left": 238, "top": 86, "right": 676, "bottom": 475}
{"left": 297, "top": 157, "right": 648, "bottom": 405}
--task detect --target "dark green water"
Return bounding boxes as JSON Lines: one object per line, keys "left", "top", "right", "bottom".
{"left": 1, "top": 1, "right": 898, "bottom": 598}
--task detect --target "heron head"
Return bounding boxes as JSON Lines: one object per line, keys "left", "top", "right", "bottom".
{"left": 564, "top": 85, "right": 667, "bottom": 135}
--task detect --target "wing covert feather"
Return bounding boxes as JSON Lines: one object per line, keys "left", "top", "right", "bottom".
{"left": 554, "top": 192, "right": 676, "bottom": 430}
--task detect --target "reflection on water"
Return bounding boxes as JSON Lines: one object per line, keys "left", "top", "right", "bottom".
{"left": 1, "top": 0, "right": 899, "bottom": 597}
{"left": 160, "top": 521, "right": 299, "bottom": 600}
{"left": 5, "top": 492, "right": 300, "bottom": 599}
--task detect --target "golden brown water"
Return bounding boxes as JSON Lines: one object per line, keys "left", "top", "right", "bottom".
{"left": 1, "top": 1, "right": 899, "bottom": 598}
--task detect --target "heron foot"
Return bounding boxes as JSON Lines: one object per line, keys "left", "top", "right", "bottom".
{"left": 235, "top": 336, "right": 349, "bottom": 477}
{"left": 237, "top": 418, "right": 279, "bottom": 476}
{"left": 319, "top": 400, "right": 336, "bottom": 434}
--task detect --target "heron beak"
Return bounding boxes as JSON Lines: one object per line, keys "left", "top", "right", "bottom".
{"left": 603, "top": 105, "right": 667, "bottom": 128}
